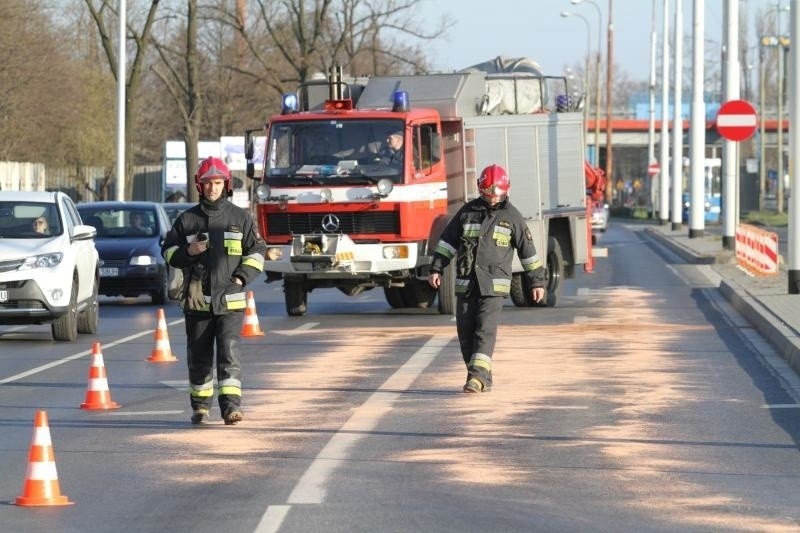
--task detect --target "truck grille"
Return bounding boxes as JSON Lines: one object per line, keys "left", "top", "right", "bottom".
{"left": 267, "top": 211, "right": 400, "bottom": 235}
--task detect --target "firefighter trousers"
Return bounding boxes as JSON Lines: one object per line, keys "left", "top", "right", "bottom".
{"left": 455, "top": 291, "right": 504, "bottom": 389}
{"left": 185, "top": 311, "right": 245, "bottom": 415}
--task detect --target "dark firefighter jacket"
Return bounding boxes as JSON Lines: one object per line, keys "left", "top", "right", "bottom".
{"left": 430, "top": 197, "right": 545, "bottom": 297}
{"left": 162, "top": 199, "right": 266, "bottom": 314}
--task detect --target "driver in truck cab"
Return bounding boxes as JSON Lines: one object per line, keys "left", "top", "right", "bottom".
{"left": 428, "top": 164, "right": 545, "bottom": 394}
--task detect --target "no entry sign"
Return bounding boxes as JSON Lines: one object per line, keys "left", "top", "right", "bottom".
{"left": 716, "top": 100, "right": 758, "bottom": 142}
{"left": 647, "top": 163, "right": 660, "bottom": 176}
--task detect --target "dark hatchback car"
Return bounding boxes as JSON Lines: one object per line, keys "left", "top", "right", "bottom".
{"left": 77, "top": 201, "right": 172, "bottom": 304}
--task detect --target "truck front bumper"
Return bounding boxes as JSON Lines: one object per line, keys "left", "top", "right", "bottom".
{"left": 263, "top": 234, "right": 421, "bottom": 277}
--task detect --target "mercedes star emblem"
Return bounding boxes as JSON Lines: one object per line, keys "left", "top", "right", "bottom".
{"left": 321, "top": 213, "right": 340, "bottom": 232}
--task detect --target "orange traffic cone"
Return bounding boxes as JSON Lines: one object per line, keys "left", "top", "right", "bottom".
{"left": 147, "top": 308, "right": 178, "bottom": 363}
{"left": 80, "top": 342, "right": 120, "bottom": 410}
{"left": 15, "top": 410, "right": 73, "bottom": 506}
{"left": 241, "top": 291, "right": 265, "bottom": 337}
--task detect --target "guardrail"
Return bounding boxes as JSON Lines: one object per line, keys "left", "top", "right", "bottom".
{"left": 736, "top": 223, "right": 779, "bottom": 275}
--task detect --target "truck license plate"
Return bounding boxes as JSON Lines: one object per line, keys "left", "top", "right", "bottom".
{"left": 100, "top": 267, "right": 119, "bottom": 277}
{"left": 0, "top": 290, "right": 7, "bottom": 302}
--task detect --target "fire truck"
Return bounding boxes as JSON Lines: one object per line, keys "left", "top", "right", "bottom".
{"left": 245, "top": 62, "right": 593, "bottom": 316}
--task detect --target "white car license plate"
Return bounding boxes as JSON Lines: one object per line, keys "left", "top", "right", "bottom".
{"left": 100, "top": 267, "right": 119, "bottom": 277}
{"left": 0, "top": 290, "right": 7, "bottom": 302}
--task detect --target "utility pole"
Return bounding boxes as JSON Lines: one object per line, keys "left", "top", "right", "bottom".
{"left": 115, "top": 0, "right": 126, "bottom": 201}
{"left": 659, "top": 0, "right": 670, "bottom": 225}
{"left": 671, "top": 0, "right": 684, "bottom": 231}
{"left": 688, "top": 0, "right": 705, "bottom": 238}
{"left": 604, "top": 0, "right": 614, "bottom": 205}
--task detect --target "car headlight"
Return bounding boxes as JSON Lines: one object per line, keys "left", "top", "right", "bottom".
{"left": 19, "top": 252, "right": 64, "bottom": 270}
{"left": 130, "top": 255, "right": 156, "bottom": 266}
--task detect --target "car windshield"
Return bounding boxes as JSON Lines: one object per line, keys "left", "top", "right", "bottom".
{"left": 0, "top": 201, "right": 63, "bottom": 238}
{"left": 265, "top": 119, "right": 405, "bottom": 185}
{"left": 78, "top": 207, "right": 157, "bottom": 238}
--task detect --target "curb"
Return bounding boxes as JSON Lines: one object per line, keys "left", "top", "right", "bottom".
{"left": 719, "top": 280, "right": 800, "bottom": 374}
{"left": 643, "top": 227, "right": 800, "bottom": 375}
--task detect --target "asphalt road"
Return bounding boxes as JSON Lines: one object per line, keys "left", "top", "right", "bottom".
{"left": 1, "top": 222, "right": 799, "bottom": 532}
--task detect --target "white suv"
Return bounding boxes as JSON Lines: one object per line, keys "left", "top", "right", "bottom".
{"left": 0, "top": 191, "right": 100, "bottom": 341}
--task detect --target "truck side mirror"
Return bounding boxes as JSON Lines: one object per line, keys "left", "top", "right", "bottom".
{"left": 244, "top": 128, "right": 259, "bottom": 179}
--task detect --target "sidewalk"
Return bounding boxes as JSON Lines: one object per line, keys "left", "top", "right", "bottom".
{"left": 643, "top": 223, "right": 800, "bottom": 375}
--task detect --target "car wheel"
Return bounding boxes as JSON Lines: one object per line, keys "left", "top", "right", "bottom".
{"left": 52, "top": 279, "right": 78, "bottom": 342}
{"left": 151, "top": 268, "right": 169, "bottom": 305}
{"left": 77, "top": 274, "right": 99, "bottom": 334}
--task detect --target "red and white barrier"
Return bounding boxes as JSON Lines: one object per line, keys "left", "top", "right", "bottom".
{"left": 735, "top": 223, "right": 779, "bottom": 275}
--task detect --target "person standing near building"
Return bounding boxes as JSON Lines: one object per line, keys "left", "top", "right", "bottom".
{"left": 428, "top": 164, "right": 545, "bottom": 393}
{"left": 162, "top": 157, "right": 266, "bottom": 425}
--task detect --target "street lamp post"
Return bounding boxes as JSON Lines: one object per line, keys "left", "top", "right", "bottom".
{"left": 561, "top": 10, "right": 591, "bottom": 120}
{"left": 572, "top": 0, "right": 603, "bottom": 167}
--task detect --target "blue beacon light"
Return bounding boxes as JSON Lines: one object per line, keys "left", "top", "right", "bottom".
{"left": 392, "top": 91, "right": 409, "bottom": 112}
{"left": 281, "top": 93, "right": 299, "bottom": 114}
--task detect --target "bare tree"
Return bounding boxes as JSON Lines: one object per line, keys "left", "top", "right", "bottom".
{"left": 214, "top": 0, "right": 450, "bottom": 100}
{"left": 84, "top": 0, "right": 161, "bottom": 198}
{"left": 151, "top": 0, "right": 203, "bottom": 202}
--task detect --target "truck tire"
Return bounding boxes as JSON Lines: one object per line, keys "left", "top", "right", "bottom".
{"left": 437, "top": 261, "right": 456, "bottom": 315}
{"left": 383, "top": 287, "right": 405, "bottom": 308}
{"left": 284, "top": 279, "right": 307, "bottom": 316}
{"left": 402, "top": 279, "right": 437, "bottom": 308}
{"left": 510, "top": 273, "right": 533, "bottom": 307}
{"left": 538, "top": 236, "right": 563, "bottom": 308}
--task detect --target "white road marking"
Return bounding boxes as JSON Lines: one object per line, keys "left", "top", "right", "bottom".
{"left": 278, "top": 322, "right": 319, "bottom": 336}
{"left": 254, "top": 505, "right": 291, "bottom": 533}
{"left": 254, "top": 335, "right": 453, "bottom": 532}
{"left": 761, "top": 404, "right": 800, "bottom": 409}
{"left": 0, "top": 321, "right": 180, "bottom": 385}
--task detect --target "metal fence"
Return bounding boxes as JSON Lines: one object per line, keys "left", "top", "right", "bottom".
{"left": 0, "top": 162, "right": 165, "bottom": 202}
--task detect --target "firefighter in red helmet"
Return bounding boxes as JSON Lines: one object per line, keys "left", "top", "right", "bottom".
{"left": 428, "top": 164, "right": 545, "bottom": 393}
{"left": 162, "top": 156, "right": 266, "bottom": 424}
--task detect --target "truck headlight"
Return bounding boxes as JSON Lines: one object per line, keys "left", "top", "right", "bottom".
{"left": 383, "top": 245, "right": 408, "bottom": 259}
{"left": 266, "top": 247, "right": 283, "bottom": 261}
{"left": 256, "top": 184, "right": 271, "bottom": 201}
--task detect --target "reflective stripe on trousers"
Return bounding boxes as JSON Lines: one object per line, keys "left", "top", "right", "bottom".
{"left": 455, "top": 290, "right": 503, "bottom": 388}
{"left": 185, "top": 311, "right": 245, "bottom": 412}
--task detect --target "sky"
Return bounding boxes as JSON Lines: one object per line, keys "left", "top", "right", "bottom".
{"left": 420, "top": 0, "right": 785, "bottom": 83}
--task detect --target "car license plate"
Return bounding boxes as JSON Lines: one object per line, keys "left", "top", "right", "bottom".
{"left": 0, "top": 290, "right": 7, "bottom": 302}
{"left": 100, "top": 267, "right": 119, "bottom": 277}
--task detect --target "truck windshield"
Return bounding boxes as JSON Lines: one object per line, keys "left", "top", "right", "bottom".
{"left": 265, "top": 119, "right": 405, "bottom": 184}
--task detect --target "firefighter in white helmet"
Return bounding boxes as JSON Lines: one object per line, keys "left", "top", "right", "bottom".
{"left": 162, "top": 156, "right": 266, "bottom": 424}
{"left": 428, "top": 164, "right": 545, "bottom": 393}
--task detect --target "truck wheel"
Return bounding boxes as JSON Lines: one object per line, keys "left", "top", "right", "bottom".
{"left": 383, "top": 287, "right": 405, "bottom": 308}
{"left": 537, "top": 237, "right": 563, "bottom": 308}
{"left": 402, "top": 279, "right": 437, "bottom": 308}
{"left": 284, "top": 279, "right": 307, "bottom": 316}
{"left": 437, "top": 261, "right": 456, "bottom": 315}
{"left": 509, "top": 273, "right": 533, "bottom": 307}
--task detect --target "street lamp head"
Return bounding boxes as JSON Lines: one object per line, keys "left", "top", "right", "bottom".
{"left": 561, "top": 10, "right": 572, "bottom": 18}
{"left": 571, "top": 0, "right": 584, "bottom": 4}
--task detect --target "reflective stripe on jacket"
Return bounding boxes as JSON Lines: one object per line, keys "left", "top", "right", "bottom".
{"left": 162, "top": 199, "right": 266, "bottom": 314}
{"left": 431, "top": 198, "right": 545, "bottom": 297}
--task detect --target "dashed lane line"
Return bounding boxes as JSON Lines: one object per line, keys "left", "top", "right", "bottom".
{"left": 254, "top": 334, "right": 454, "bottom": 533}
{"left": 0, "top": 318, "right": 185, "bottom": 385}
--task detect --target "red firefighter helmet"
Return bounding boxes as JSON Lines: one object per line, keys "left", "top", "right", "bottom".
{"left": 194, "top": 156, "right": 231, "bottom": 195}
{"left": 477, "top": 164, "right": 510, "bottom": 202}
